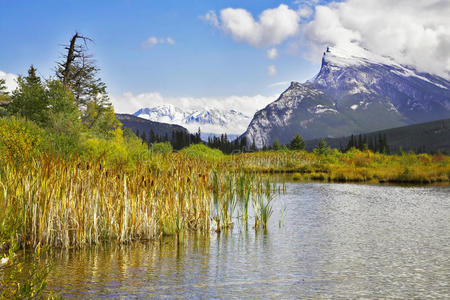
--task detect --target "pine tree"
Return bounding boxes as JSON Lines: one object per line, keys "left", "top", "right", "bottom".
{"left": 197, "top": 127, "right": 201, "bottom": 143}
{"left": 358, "top": 134, "right": 363, "bottom": 150}
{"left": 8, "top": 66, "right": 79, "bottom": 128}
{"left": 314, "top": 139, "right": 329, "bottom": 155}
{"left": 346, "top": 134, "right": 355, "bottom": 151}
{"left": 8, "top": 66, "right": 47, "bottom": 125}
{"left": 289, "top": 134, "right": 305, "bottom": 150}
{"left": 141, "top": 131, "right": 147, "bottom": 144}
{"left": 250, "top": 139, "right": 257, "bottom": 151}
{"left": 368, "top": 136, "right": 374, "bottom": 151}
{"left": 240, "top": 137, "right": 247, "bottom": 151}
{"left": 0, "top": 78, "right": 10, "bottom": 113}
{"left": 377, "top": 133, "right": 383, "bottom": 153}
{"left": 149, "top": 130, "right": 155, "bottom": 143}
{"left": 25, "top": 65, "right": 41, "bottom": 85}
{"left": 0, "top": 79, "right": 7, "bottom": 95}
{"left": 272, "top": 139, "right": 281, "bottom": 151}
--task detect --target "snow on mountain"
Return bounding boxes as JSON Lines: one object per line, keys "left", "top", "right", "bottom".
{"left": 134, "top": 105, "right": 251, "bottom": 139}
{"left": 242, "top": 45, "right": 450, "bottom": 148}
{"left": 313, "top": 45, "right": 450, "bottom": 119}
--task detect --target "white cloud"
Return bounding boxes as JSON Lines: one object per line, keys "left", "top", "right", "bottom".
{"left": 303, "top": 0, "right": 450, "bottom": 78}
{"left": 297, "top": 6, "right": 313, "bottom": 18}
{"left": 266, "top": 48, "right": 278, "bottom": 59}
{"left": 209, "top": 4, "right": 300, "bottom": 48}
{"left": 142, "top": 36, "right": 175, "bottom": 49}
{"left": 109, "top": 92, "right": 275, "bottom": 118}
{"left": 142, "top": 36, "right": 159, "bottom": 48}
{"left": 166, "top": 37, "right": 175, "bottom": 45}
{"left": 0, "top": 70, "right": 18, "bottom": 93}
{"left": 267, "top": 65, "right": 277, "bottom": 76}
{"left": 201, "top": 10, "right": 219, "bottom": 28}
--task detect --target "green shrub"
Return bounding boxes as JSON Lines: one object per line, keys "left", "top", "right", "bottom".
{"left": 180, "top": 144, "right": 223, "bottom": 161}
{"left": 125, "top": 134, "right": 150, "bottom": 163}
{"left": 0, "top": 117, "right": 43, "bottom": 161}
{"left": 150, "top": 142, "right": 173, "bottom": 155}
{"left": 80, "top": 127, "right": 131, "bottom": 165}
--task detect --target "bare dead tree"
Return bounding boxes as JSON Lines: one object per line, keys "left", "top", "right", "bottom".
{"left": 59, "top": 32, "right": 92, "bottom": 85}
{"left": 56, "top": 32, "right": 107, "bottom": 109}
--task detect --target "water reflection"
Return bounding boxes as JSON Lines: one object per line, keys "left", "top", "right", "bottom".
{"left": 44, "top": 183, "right": 450, "bottom": 298}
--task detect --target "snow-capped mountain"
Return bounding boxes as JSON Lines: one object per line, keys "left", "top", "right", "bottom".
{"left": 242, "top": 45, "right": 450, "bottom": 148}
{"left": 134, "top": 104, "right": 250, "bottom": 139}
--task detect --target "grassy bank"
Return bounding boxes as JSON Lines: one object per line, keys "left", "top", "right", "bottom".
{"left": 227, "top": 149, "right": 450, "bottom": 184}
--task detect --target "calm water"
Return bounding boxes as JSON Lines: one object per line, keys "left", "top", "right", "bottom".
{"left": 44, "top": 183, "right": 450, "bottom": 299}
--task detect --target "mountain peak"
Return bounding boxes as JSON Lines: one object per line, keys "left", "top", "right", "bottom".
{"left": 321, "top": 44, "right": 399, "bottom": 69}
{"left": 314, "top": 44, "right": 449, "bottom": 97}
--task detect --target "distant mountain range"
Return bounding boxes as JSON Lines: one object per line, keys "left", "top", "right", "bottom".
{"left": 242, "top": 45, "right": 450, "bottom": 148}
{"left": 133, "top": 105, "right": 250, "bottom": 140}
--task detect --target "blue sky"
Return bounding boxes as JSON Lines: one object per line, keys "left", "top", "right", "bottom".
{"left": 1, "top": 0, "right": 448, "bottom": 115}
{"left": 0, "top": 1, "right": 321, "bottom": 98}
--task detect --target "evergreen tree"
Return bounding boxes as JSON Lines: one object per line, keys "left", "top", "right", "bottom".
{"left": 314, "top": 139, "right": 329, "bottom": 155}
{"left": 0, "top": 79, "right": 10, "bottom": 116}
{"left": 0, "top": 79, "right": 7, "bottom": 95}
{"left": 233, "top": 138, "right": 239, "bottom": 152}
{"left": 25, "top": 65, "right": 41, "bottom": 85}
{"left": 149, "top": 130, "right": 155, "bottom": 143}
{"left": 9, "top": 67, "right": 79, "bottom": 129}
{"left": 382, "top": 134, "right": 389, "bottom": 154}
{"left": 196, "top": 127, "right": 201, "bottom": 143}
{"left": 289, "top": 134, "right": 305, "bottom": 150}
{"left": 346, "top": 134, "right": 355, "bottom": 151}
{"left": 8, "top": 66, "right": 47, "bottom": 125}
{"left": 240, "top": 137, "right": 247, "bottom": 152}
{"left": 141, "top": 131, "right": 147, "bottom": 144}
{"left": 377, "top": 133, "right": 383, "bottom": 153}
{"left": 272, "top": 139, "right": 281, "bottom": 151}
{"left": 250, "top": 138, "right": 257, "bottom": 151}
{"left": 358, "top": 134, "right": 363, "bottom": 150}
{"left": 368, "top": 136, "right": 374, "bottom": 151}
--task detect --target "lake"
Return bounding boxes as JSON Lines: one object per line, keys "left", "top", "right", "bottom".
{"left": 43, "top": 182, "right": 450, "bottom": 298}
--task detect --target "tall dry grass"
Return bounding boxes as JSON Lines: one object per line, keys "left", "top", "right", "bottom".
{"left": 0, "top": 152, "right": 277, "bottom": 249}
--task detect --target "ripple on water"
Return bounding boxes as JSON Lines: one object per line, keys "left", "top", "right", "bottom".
{"left": 42, "top": 183, "right": 450, "bottom": 299}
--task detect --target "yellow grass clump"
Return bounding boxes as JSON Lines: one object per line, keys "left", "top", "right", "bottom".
{"left": 0, "top": 152, "right": 277, "bottom": 249}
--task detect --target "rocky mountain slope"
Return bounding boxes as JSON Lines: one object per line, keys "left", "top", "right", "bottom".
{"left": 242, "top": 45, "right": 450, "bottom": 148}
{"left": 116, "top": 113, "right": 188, "bottom": 138}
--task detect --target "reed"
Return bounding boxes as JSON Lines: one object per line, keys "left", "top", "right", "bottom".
{"left": 0, "top": 151, "right": 280, "bottom": 249}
